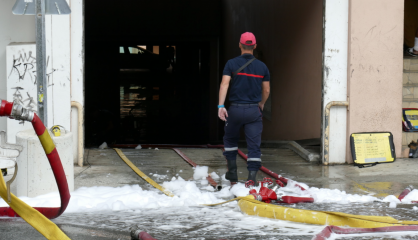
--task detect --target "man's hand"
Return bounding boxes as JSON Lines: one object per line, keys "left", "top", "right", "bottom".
{"left": 218, "top": 108, "right": 228, "bottom": 121}
{"left": 258, "top": 102, "right": 264, "bottom": 111}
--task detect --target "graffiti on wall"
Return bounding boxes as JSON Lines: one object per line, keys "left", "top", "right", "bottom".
{"left": 11, "top": 87, "right": 37, "bottom": 111}
{"left": 8, "top": 51, "right": 36, "bottom": 83}
{"left": 8, "top": 51, "right": 56, "bottom": 86}
{"left": 11, "top": 87, "right": 37, "bottom": 124}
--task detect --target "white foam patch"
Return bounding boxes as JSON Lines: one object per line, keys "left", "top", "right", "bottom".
{"left": 306, "top": 187, "right": 379, "bottom": 204}
{"left": 382, "top": 195, "right": 401, "bottom": 204}
{"left": 230, "top": 183, "right": 250, "bottom": 197}
{"left": 98, "top": 142, "right": 108, "bottom": 149}
{"left": 326, "top": 231, "right": 418, "bottom": 240}
{"left": 193, "top": 165, "right": 208, "bottom": 180}
{"left": 221, "top": 174, "right": 227, "bottom": 181}
{"left": 400, "top": 189, "right": 418, "bottom": 204}
{"left": 152, "top": 174, "right": 167, "bottom": 179}
{"left": 0, "top": 177, "right": 228, "bottom": 212}
{"left": 210, "top": 172, "right": 220, "bottom": 179}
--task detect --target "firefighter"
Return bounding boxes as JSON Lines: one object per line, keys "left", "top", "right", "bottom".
{"left": 218, "top": 32, "right": 270, "bottom": 186}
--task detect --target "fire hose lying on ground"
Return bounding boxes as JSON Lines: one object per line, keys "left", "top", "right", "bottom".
{"left": 112, "top": 145, "right": 418, "bottom": 231}
{"left": 0, "top": 99, "right": 70, "bottom": 240}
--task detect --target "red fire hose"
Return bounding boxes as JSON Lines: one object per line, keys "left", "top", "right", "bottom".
{"left": 111, "top": 143, "right": 310, "bottom": 202}
{"left": 172, "top": 148, "right": 221, "bottom": 190}
{"left": 236, "top": 149, "right": 306, "bottom": 191}
{"left": 313, "top": 225, "right": 418, "bottom": 240}
{"left": 0, "top": 100, "right": 70, "bottom": 219}
{"left": 398, "top": 186, "right": 414, "bottom": 201}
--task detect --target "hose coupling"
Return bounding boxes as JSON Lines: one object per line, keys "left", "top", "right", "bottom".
{"left": 130, "top": 227, "right": 142, "bottom": 239}
{"left": 11, "top": 103, "right": 34, "bottom": 122}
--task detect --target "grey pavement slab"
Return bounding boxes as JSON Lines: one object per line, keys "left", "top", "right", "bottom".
{"left": 3, "top": 147, "right": 418, "bottom": 239}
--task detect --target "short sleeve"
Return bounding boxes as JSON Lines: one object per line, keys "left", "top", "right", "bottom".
{"left": 222, "top": 60, "right": 233, "bottom": 76}
{"left": 263, "top": 67, "right": 270, "bottom": 81}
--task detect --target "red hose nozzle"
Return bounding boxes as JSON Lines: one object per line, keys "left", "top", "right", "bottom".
{"left": 0, "top": 100, "right": 13, "bottom": 117}
{"left": 245, "top": 180, "right": 255, "bottom": 188}
{"left": 0, "top": 99, "right": 34, "bottom": 122}
{"left": 398, "top": 185, "right": 415, "bottom": 201}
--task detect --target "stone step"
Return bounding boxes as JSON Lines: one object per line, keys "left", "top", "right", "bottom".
{"left": 404, "top": 57, "right": 418, "bottom": 71}
{"left": 403, "top": 72, "right": 418, "bottom": 85}
{"left": 402, "top": 146, "right": 410, "bottom": 158}
{"left": 402, "top": 101, "right": 418, "bottom": 108}
{"left": 402, "top": 131, "right": 418, "bottom": 146}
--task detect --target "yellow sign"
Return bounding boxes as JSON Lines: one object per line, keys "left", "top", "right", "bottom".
{"left": 351, "top": 133, "right": 394, "bottom": 164}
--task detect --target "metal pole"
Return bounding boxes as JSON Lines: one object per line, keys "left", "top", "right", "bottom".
{"left": 35, "top": 0, "right": 47, "bottom": 126}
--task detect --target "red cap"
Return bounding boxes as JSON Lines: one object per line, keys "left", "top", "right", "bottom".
{"left": 240, "top": 32, "right": 256, "bottom": 46}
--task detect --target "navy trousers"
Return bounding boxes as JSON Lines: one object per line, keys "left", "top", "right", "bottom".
{"left": 223, "top": 105, "right": 263, "bottom": 172}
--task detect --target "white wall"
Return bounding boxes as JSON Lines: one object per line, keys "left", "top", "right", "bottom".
{"left": 0, "top": 0, "right": 35, "bottom": 132}
{"left": 4, "top": 3, "right": 72, "bottom": 143}
{"left": 6, "top": 43, "right": 38, "bottom": 143}
{"left": 322, "top": 0, "right": 349, "bottom": 164}
{"left": 0, "top": 0, "right": 83, "bottom": 162}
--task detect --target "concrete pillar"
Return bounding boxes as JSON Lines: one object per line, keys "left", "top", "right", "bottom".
{"left": 322, "top": 0, "right": 349, "bottom": 164}
{"left": 15, "top": 129, "right": 73, "bottom": 197}
{"left": 70, "top": 0, "right": 84, "bottom": 164}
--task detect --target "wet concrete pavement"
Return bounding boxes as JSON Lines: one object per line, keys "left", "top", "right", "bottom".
{"left": 3, "top": 147, "right": 418, "bottom": 239}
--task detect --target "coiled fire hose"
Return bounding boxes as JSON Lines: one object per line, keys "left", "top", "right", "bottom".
{"left": 0, "top": 99, "right": 70, "bottom": 240}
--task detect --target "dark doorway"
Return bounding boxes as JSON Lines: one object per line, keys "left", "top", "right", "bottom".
{"left": 118, "top": 43, "right": 211, "bottom": 144}
{"left": 84, "top": 0, "right": 222, "bottom": 147}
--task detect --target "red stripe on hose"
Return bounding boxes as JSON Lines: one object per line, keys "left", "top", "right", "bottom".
{"left": 138, "top": 231, "right": 158, "bottom": 240}
{"left": 312, "top": 225, "right": 418, "bottom": 240}
{"left": 398, "top": 187, "right": 412, "bottom": 201}
{"left": 173, "top": 148, "right": 219, "bottom": 189}
{"left": 312, "top": 226, "right": 333, "bottom": 240}
{"left": 31, "top": 114, "right": 46, "bottom": 136}
{"left": 0, "top": 113, "right": 70, "bottom": 219}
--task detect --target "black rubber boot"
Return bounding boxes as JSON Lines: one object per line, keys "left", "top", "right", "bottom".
{"left": 225, "top": 159, "right": 238, "bottom": 183}
{"left": 247, "top": 170, "right": 257, "bottom": 183}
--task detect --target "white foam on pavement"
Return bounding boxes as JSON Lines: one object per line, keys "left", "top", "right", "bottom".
{"left": 98, "top": 142, "right": 108, "bottom": 149}
{"left": 210, "top": 172, "right": 220, "bottom": 179}
{"left": 192, "top": 165, "right": 208, "bottom": 180}
{"left": 400, "top": 189, "right": 418, "bottom": 204}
